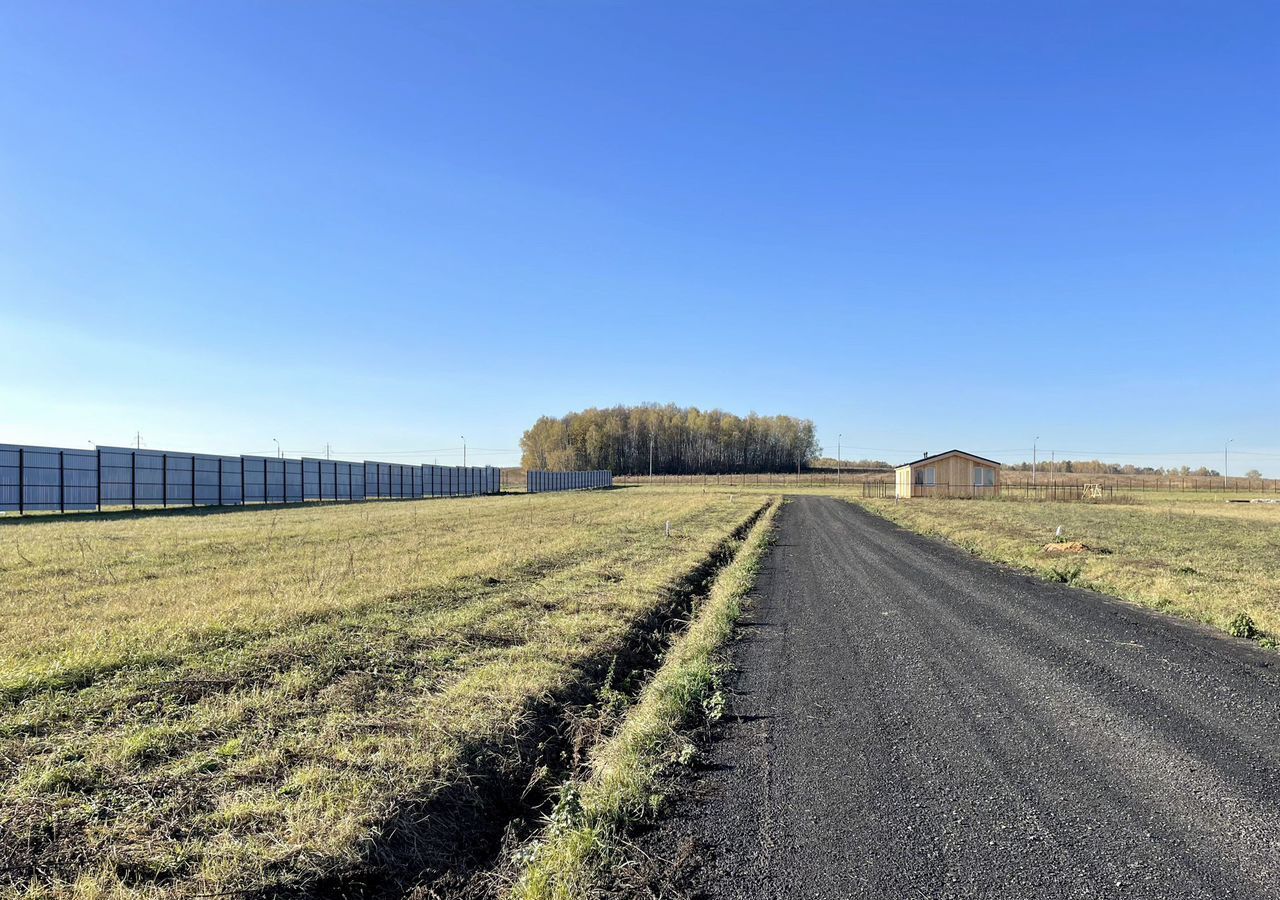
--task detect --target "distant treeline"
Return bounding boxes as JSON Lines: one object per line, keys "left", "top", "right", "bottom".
{"left": 520, "top": 404, "right": 820, "bottom": 475}
{"left": 810, "top": 456, "right": 891, "bottom": 470}
{"left": 1004, "top": 460, "right": 1233, "bottom": 477}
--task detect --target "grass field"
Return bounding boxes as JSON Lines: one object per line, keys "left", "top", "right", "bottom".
{"left": 0, "top": 489, "right": 768, "bottom": 897}
{"left": 854, "top": 492, "right": 1280, "bottom": 642}
{"left": 598, "top": 484, "right": 1280, "bottom": 645}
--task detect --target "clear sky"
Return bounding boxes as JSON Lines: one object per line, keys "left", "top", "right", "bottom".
{"left": 2, "top": 2, "right": 1277, "bottom": 474}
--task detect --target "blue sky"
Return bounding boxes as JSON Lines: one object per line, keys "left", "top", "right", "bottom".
{"left": 2, "top": 2, "right": 1277, "bottom": 473}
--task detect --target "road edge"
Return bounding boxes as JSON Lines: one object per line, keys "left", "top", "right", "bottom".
{"left": 846, "top": 496, "right": 1279, "bottom": 653}
{"left": 509, "top": 497, "right": 782, "bottom": 900}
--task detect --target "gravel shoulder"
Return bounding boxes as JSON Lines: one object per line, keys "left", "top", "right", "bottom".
{"left": 637, "top": 496, "right": 1280, "bottom": 899}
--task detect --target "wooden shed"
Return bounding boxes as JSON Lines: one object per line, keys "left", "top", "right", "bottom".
{"left": 894, "top": 450, "right": 1001, "bottom": 498}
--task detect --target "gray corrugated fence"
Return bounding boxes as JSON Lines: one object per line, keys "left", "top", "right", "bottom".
{"left": 0, "top": 442, "right": 501, "bottom": 515}
{"left": 526, "top": 469, "right": 612, "bottom": 494}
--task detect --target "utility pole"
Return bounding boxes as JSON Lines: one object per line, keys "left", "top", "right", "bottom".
{"left": 326, "top": 442, "right": 331, "bottom": 460}
{"left": 135, "top": 431, "right": 142, "bottom": 449}
{"left": 837, "top": 434, "right": 842, "bottom": 483}
{"left": 1225, "top": 439, "right": 1233, "bottom": 482}
{"left": 1032, "top": 436, "right": 1039, "bottom": 486}
{"left": 461, "top": 436, "right": 466, "bottom": 467}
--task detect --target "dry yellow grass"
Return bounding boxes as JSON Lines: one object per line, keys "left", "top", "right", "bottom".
{"left": 0, "top": 490, "right": 768, "bottom": 897}
{"left": 854, "top": 494, "right": 1280, "bottom": 640}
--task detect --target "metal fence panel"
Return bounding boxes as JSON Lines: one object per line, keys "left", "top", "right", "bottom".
{"left": 97, "top": 446, "right": 134, "bottom": 507}
{"left": 266, "top": 458, "right": 286, "bottom": 503}
{"left": 352, "top": 462, "right": 365, "bottom": 500}
{"left": 131, "top": 450, "right": 165, "bottom": 506}
{"left": 0, "top": 446, "right": 17, "bottom": 512}
{"left": 165, "top": 453, "right": 194, "bottom": 506}
{"left": 302, "top": 459, "right": 321, "bottom": 501}
{"left": 526, "top": 469, "right": 612, "bottom": 495}
{"left": 247, "top": 457, "right": 283, "bottom": 504}
{"left": 241, "top": 456, "right": 266, "bottom": 503}
{"left": 283, "top": 459, "right": 302, "bottom": 503}
{"left": 18, "top": 447, "right": 63, "bottom": 510}
{"left": 263, "top": 458, "right": 283, "bottom": 503}
{"left": 194, "top": 455, "right": 234, "bottom": 506}
{"left": 60, "top": 449, "right": 99, "bottom": 510}
{"left": 222, "top": 456, "right": 244, "bottom": 504}
{"left": 0, "top": 445, "right": 100, "bottom": 512}
{"left": 3, "top": 442, "right": 532, "bottom": 515}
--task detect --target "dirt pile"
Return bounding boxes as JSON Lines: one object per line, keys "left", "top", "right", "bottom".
{"left": 1044, "top": 541, "right": 1092, "bottom": 554}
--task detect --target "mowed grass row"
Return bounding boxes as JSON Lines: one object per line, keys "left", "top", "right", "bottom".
{"left": 0, "top": 489, "right": 768, "bottom": 897}
{"left": 854, "top": 493, "right": 1280, "bottom": 640}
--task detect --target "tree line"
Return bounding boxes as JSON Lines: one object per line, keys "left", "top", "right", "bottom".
{"left": 519, "top": 404, "right": 821, "bottom": 475}
{"left": 1003, "top": 459, "right": 1232, "bottom": 477}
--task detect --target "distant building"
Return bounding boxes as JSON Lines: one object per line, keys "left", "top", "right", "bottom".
{"left": 894, "top": 450, "right": 1001, "bottom": 498}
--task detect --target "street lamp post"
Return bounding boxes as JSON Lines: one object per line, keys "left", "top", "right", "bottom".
{"left": 272, "top": 438, "right": 281, "bottom": 459}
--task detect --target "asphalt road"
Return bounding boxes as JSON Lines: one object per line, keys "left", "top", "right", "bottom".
{"left": 641, "top": 496, "right": 1280, "bottom": 899}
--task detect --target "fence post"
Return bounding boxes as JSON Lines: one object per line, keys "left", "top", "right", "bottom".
{"left": 191, "top": 455, "right": 196, "bottom": 507}
{"left": 96, "top": 447, "right": 102, "bottom": 512}
{"left": 162, "top": 453, "right": 168, "bottom": 508}
{"left": 17, "top": 447, "right": 23, "bottom": 515}
{"left": 218, "top": 458, "right": 224, "bottom": 506}
{"left": 59, "top": 449, "right": 65, "bottom": 513}
{"left": 131, "top": 451, "right": 136, "bottom": 510}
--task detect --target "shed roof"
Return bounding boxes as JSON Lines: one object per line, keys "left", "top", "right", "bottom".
{"left": 895, "top": 449, "right": 1002, "bottom": 469}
